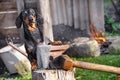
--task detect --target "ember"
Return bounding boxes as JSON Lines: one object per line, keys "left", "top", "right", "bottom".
{"left": 90, "top": 24, "right": 111, "bottom": 54}
{"left": 90, "top": 24, "right": 107, "bottom": 45}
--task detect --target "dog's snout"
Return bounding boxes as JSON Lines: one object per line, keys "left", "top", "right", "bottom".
{"left": 28, "top": 15, "right": 34, "bottom": 20}
{"left": 29, "top": 19, "right": 33, "bottom": 22}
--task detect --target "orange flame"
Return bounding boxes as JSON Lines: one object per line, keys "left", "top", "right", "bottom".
{"left": 90, "top": 24, "right": 107, "bottom": 45}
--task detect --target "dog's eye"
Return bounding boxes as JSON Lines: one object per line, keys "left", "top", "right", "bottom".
{"left": 22, "top": 11, "right": 28, "bottom": 19}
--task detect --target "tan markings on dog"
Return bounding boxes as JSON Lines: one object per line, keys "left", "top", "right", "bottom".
{"left": 28, "top": 24, "right": 36, "bottom": 31}
{"left": 31, "top": 59, "right": 37, "bottom": 70}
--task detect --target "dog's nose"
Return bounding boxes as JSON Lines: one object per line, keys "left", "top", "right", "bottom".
{"left": 29, "top": 16, "right": 33, "bottom": 21}
{"left": 29, "top": 18, "right": 33, "bottom": 22}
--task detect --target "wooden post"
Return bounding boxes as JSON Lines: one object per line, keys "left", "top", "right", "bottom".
{"left": 38, "top": 0, "right": 54, "bottom": 42}
{"left": 32, "top": 70, "right": 76, "bottom": 80}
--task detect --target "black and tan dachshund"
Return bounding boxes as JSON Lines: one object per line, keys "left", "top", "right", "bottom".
{"left": 15, "top": 8, "right": 45, "bottom": 70}
{"left": 15, "top": 8, "right": 62, "bottom": 70}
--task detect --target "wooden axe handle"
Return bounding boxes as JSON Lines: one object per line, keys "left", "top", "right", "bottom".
{"left": 73, "top": 61, "right": 120, "bottom": 74}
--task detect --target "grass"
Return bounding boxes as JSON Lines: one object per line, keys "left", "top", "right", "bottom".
{"left": 105, "top": 32, "right": 120, "bottom": 36}
{"left": 0, "top": 73, "right": 32, "bottom": 80}
{"left": 0, "top": 54, "right": 120, "bottom": 80}
{"left": 74, "top": 54, "right": 120, "bottom": 80}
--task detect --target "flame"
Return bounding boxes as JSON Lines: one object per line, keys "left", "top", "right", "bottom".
{"left": 90, "top": 24, "right": 107, "bottom": 45}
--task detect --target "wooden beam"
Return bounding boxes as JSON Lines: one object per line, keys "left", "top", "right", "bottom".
{"left": 38, "top": 0, "right": 54, "bottom": 42}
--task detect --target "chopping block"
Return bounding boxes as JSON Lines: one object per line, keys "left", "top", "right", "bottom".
{"left": 52, "top": 55, "right": 120, "bottom": 74}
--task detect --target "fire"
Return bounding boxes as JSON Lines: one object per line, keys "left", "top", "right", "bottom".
{"left": 90, "top": 24, "right": 107, "bottom": 45}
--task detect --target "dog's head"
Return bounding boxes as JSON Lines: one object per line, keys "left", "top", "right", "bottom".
{"left": 15, "top": 8, "right": 44, "bottom": 31}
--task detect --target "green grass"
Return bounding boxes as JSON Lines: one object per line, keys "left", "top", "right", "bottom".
{"left": 105, "top": 32, "right": 120, "bottom": 36}
{"left": 0, "top": 73, "right": 32, "bottom": 80}
{"left": 74, "top": 54, "right": 120, "bottom": 80}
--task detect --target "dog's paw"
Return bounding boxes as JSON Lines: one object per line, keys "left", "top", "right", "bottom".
{"left": 31, "top": 59, "right": 37, "bottom": 71}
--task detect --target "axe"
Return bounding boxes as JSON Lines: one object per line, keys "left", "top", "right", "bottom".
{"left": 52, "top": 55, "right": 120, "bottom": 74}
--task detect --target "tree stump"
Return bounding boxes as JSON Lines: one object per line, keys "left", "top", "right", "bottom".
{"left": 32, "top": 70, "right": 76, "bottom": 80}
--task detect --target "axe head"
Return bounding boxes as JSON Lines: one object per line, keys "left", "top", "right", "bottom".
{"left": 52, "top": 55, "right": 74, "bottom": 71}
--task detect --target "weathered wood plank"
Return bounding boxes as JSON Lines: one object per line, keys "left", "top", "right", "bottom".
{"left": 49, "top": 0, "right": 58, "bottom": 25}
{"left": 16, "top": 0, "right": 25, "bottom": 42}
{"left": 59, "top": 0, "right": 64, "bottom": 24}
{"left": 65, "top": 0, "right": 73, "bottom": 26}
{"left": 0, "top": 1, "right": 17, "bottom": 11}
{"left": 38, "top": 0, "right": 54, "bottom": 41}
{"left": 73, "top": 0, "right": 79, "bottom": 29}
{"left": 16, "top": 0, "right": 24, "bottom": 13}
{"left": 97, "top": 0, "right": 104, "bottom": 31}
{"left": 79, "top": 0, "right": 88, "bottom": 30}
{"left": 56, "top": 0, "right": 64, "bottom": 24}
{"left": 61, "top": 0, "right": 67, "bottom": 25}
{"left": 88, "top": 0, "right": 105, "bottom": 32}
{"left": 79, "top": 0, "right": 90, "bottom": 35}
{"left": 0, "top": 11, "right": 17, "bottom": 28}
{"left": 24, "top": 0, "right": 37, "bottom": 9}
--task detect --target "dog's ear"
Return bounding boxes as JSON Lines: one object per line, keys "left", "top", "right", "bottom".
{"left": 15, "top": 12, "right": 23, "bottom": 28}
{"left": 36, "top": 14, "right": 44, "bottom": 25}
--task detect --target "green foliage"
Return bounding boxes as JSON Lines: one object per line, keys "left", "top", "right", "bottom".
{"left": 104, "top": 0, "right": 120, "bottom": 35}
{"left": 105, "top": 17, "right": 120, "bottom": 34}
{"left": 111, "top": 22, "right": 120, "bottom": 32}
{"left": 74, "top": 54, "right": 120, "bottom": 80}
{"left": 105, "top": 32, "right": 120, "bottom": 36}
{"left": 105, "top": 17, "right": 114, "bottom": 24}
